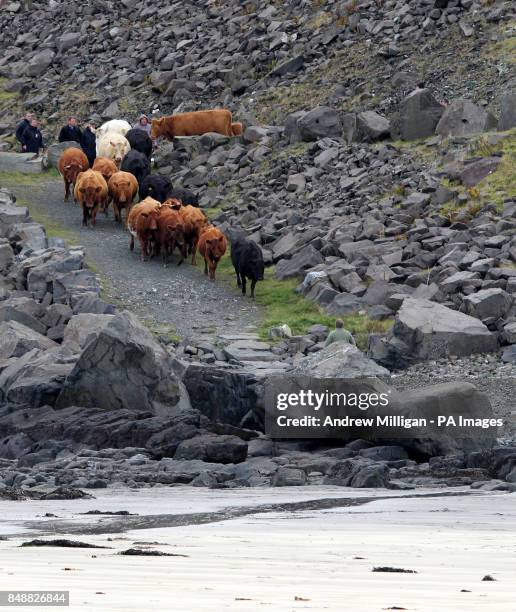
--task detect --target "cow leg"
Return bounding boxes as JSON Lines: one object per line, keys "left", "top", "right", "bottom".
{"left": 203, "top": 257, "right": 208, "bottom": 275}
{"left": 235, "top": 269, "right": 241, "bottom": 287}
{"left": 191, "top": 237, "right": 199, "bottom": 265}
{"left": 113, "top": 202, "right": 120, "bottom": 224}
{"left": 130, "top": 234, "right": 135, "bottom": 251}
{"left": 250, "top": 279, "right": 257, "bottom": 299}
{"left": 92, "top": 207, "right": 98, "bottom": 227}
{"left": 82, "top": 207, "right": 88, "bottom": 227}
{"left": 64, "top": 180, "right": 70, "bottom": 202}
{"left": 139, "top": 238, "right": 147, "bottom": 261}
{"left": 241, "top": 275, "right": 247, "bottom": 296}
{"left": 178, "top": 243, "right": 186, "bottom": 266}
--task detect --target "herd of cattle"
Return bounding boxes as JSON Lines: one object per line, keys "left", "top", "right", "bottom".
{"left": 57, "top": 109, "right": 264, "bottom": 295}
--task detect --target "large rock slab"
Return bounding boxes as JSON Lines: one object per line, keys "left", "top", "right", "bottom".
{"left": 180, "top": 362, "right": 266, "bottom": 429}
{"left": 57, "top": 311, "right": 187, "bottom": 415}
{"left": 297, "top": 106, "right": 342, "bottom": 141}
{"left": 0, "top": 320, "right": 56, "bottom": 359}
{"left": 387, "top": 382, "right": 496, "bottom": 457}
{"left": 391, "top": 298, "right": 497, "bottom": 360}
{"left": 463, "top": 288, "right": 512, "bottom": 322}
{"left": 275, "top": 245, "right": 323, "bottom": 280}
{"left": 0, "top": 347, "right": 75, "bottom": 407}
{"left": 343, "top": 111, "right": 391, "bottom": 143}
{"left": 44, "top": 142, "right": 81, "bottom": 169}
{"left": 292, "top": 341, "right": 391, "bottom": 381}
{"left": 174, "top": 433, "right": 248, "bottom": 464}
{"left": 223, "top": 339, "right": 276, "bottom": 363}
{"left": 436, "top": 99, "right": 497, "bottom": 137}
{"left": 391, "top": 88, "right": 444, "bottom": 141}
{"left": 0, "top": 196, "right": 29, "bottom": 235}
{"left": 0, "top": 152, "right": 43, "bottom": 174}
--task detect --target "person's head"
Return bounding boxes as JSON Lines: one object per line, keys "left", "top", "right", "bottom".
{"left": 88, "top": 118, "right": 97, "bottom": 130}
{"left": 25, "top": 112, "right": 33, "bottom": 121}
{"left": 335, "top": 319, "right": 344, "bottom": 329}
{"left": 30, "top": 119, "right": 38, "bottom": 128}
{"left": 139, "top": 114, "right": 148, "bottom": 126}
{"left": 68, "top": 116, "right": 77, "bottom": 127}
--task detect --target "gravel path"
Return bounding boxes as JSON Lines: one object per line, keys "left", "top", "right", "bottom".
{"left": 7, "top": 176, "right": 260, "bottom": 342}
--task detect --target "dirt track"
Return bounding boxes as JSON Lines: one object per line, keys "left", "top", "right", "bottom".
{"left": 5, "top": 175, "right": 260, "bottom": 342}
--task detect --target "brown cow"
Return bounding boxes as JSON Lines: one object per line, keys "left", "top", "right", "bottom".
{"left": 92, "top": 158, "right": 119, "bottom": 214}
{"left": 198, "top": 226, "right": 227, "bottom": 280}
{"left": 179, "top": 205, "right": 208, "bottom": 265}
{"left": 92, "top": 157, "right": 119, "bottom": 184}
{"left": 127, "top": 197, "right": 162, "bottom": 260}
{"left": 73, "top": 170, "right": 108, "bottom": 228}
{"left": 156, "top": 207, "right": 186, "bottom": 267}
{"left": 58, "top": 147, "right": 89, "bottom": 202}
{"left": 108, "top": 171, "right": 138, "bottom": 226}
{"left": 151, "top": 109, "right": 233, "bottom": 140}
{"left": 231, "top": 122, "right": 243, "bottom": 136}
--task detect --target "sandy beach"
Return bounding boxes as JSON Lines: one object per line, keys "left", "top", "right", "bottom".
{"left": 0, "top": 487, "right": 515, "bottom": 611}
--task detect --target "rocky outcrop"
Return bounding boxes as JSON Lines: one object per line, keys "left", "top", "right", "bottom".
{"left": 57, "top": 311, "right": 187, "bottom": 415}
{"left": 370, "top": 298, "right": 498, "bottom": 367}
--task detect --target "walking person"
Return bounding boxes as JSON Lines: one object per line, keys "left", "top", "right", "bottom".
{"left": 20, "top": 118, "right": 44, "bottom": 154}
{"left": 80, "top": 118, "right": 98, "bottom": 167}
{"left": 58, "top": 116, "right": 82, "bottom": 143}
{"left": 15, "top": 112, "right": 33, "bottom": 150}
{"left": 133, "top": 114, "right": 151, "bottom": 135}
{"left": 324, "top": 319, "right": 356, "bottom": 348}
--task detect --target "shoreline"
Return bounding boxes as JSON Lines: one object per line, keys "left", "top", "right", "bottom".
{"left": 0, "top": 488, "right": 514, "bottom": 611}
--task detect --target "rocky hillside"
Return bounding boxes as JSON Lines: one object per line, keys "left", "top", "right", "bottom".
{"left": 0, "top": 0, "right": 514, "bottom": 129}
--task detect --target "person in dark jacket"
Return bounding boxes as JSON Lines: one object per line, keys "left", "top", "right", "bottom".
{"left": 80, "top": 119, "right": 98, "bottom": 167}
{"left": 58, "top": 116, "right": 82, "bottom": 143}
{"left": 15, "top": 112, "right": 33, "bottom": 149}
{"left": 21, "top": 118, "right": 44, "bottom": 154}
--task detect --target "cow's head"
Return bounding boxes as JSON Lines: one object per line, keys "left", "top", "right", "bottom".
{"left": 80, "top": 183, "right": 102, "bottom": 207}
{"left": 150, "top": 118, "right": 164, "bottom": 140}
{"left": 64, "top": 162, "right": 83, "bottom": 183}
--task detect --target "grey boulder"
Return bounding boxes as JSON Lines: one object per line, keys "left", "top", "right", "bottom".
{"left": 436, "top": 99, "right": 497, "bottom": 137}
{"left": 57, "top": 311, "right": 187, "bottom": 414}
{"left": 297, "top": 106, "right": 342, "bottom": 141}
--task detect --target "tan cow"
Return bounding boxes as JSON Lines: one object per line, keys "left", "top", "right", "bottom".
{"left": 198, "top": 226, "right": 227, "bottom": 280}
{"left": 151, "top": 109, "right": 233, "bottom": 140}
{"left": 73, "top": 170, "right": 108, "bottom": 228}
{"left": 156, "top": 207, "right": 186, "bottom": 266}
{"left": 127, "top": 197, "right": 162, "bottom": 260}
{"left": 108, "top": 171, "right": 138, "bottom": 225}
{"left": 57, "top": 147, "right": 89, "bottom": 202}
{"left": 179, "top": 205, "right": 208, "bottom": 265}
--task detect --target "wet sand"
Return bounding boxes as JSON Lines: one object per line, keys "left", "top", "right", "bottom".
{"left": 0, "top": 487, "right": 515, "bottom": 611}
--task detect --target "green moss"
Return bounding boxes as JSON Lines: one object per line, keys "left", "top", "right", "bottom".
{"left": 0, "top": 77, "right": 17, "bottom": 104}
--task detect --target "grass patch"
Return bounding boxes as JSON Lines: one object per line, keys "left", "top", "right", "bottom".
{"left": 196, "top": 250, "right": 393, "bottom": 349}
{"left": 0, "top": 77, "right": 17, "bottom": 105}
{"left": 467, "top": 129, "right": 516, "bottom": 211}
{"left": 0, "top": 169, "right": 60, "bottom": 185}
{"left": 144, "top": 319, "right": 181, "bottom": 344}
{"left": 484, "top": 25, "right": 516, "bottom": 66}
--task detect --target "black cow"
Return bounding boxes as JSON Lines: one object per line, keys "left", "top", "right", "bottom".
{"left": 168, "top": 187, "right": 199, "bottom": 207}
{"left": 121, "top": 150, "right": 151, "bottom": 186}
{"left": 229, "top": 229, "right": 265, "bottom": 299}
{"left": 125, "top": 128, "right": 153, "bottom": 159}
{"left": 138, "top": 174, "right": 172, "bottom": 203}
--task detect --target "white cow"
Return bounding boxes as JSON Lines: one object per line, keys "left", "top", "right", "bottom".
{"left": 96, "top": 119, "right": 131, "bottom": 141}
{"left": 96, "top": 133, "right": 131, "bottom": 166}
